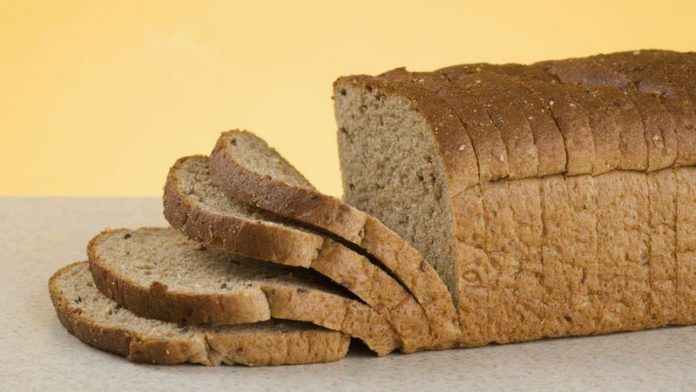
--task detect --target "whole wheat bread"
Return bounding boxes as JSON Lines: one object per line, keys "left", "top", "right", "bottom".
{"left": 48, "top": 262, "right": 350, "bottom": 366}
{"left": 334, "top": 49, "right": 696, "bottom": 346}
{"left": 162, "top": 155, "right": 433, "bottom": 352}
{"left": 209, "top": 130, "right": 460, "bottom": 348}
{"left": 87, "top": 227, "right": 398, "bottom": 356}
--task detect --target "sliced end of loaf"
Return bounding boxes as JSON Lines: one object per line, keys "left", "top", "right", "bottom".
{"left": 334, "top": 77, "right": 459, "bottom": 305}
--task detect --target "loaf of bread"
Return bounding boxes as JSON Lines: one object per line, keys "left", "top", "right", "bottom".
{"left": 334, "top": 49, "right": 696, "bottom": 346}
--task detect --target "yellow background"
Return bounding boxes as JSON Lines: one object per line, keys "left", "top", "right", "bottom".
{"left": 2, "top": 0, "right": 695, "bottom": 196}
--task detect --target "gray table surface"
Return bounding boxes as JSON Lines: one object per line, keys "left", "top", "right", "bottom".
{"left": 2, "top": 197, "right": 695, "bottom": 391}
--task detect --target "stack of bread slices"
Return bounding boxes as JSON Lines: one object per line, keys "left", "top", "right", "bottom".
{"left": 49, "top": 129, "right": 460, "bottom": 366}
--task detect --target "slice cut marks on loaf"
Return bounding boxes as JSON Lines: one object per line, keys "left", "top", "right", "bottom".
{"left": 208, "top": 130, "right": 460, "bottom": 348}
{"left": 163, "top": 155, "right": 433, "bottom": 353}
{"left": 48, "top": 262, "right": 350, "bottom": 366}
{"left": 87, "top": 227, "right": 399, "bottom": 356}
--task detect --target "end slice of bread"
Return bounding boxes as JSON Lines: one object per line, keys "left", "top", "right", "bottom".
{"left": 209, "top": 130, "right": 460, "bottom": 348}
{"left": 48, "top": 262, "right": 350, "bottom": 366}
{"left": 87, "top": 227, "right": 399, "bottom": 356}
{"left": 163, "top": 155, "right": 433, "bottom": 353}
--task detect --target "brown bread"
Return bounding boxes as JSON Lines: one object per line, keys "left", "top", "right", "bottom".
{"left": 48, "top": 262, "right": 350, "bottom": 366}
{"left": 87, "top": 227, "right": 399, "bottom": 356}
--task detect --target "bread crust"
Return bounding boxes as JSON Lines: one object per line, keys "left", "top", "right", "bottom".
{"left": 448, "top": 72, "right": 540, "bottom": 179}
{"left": 437, "top": 64, "right": 566, "bottom": 177}
{"left": 87, "top": 228, "right": 399, "bottom": 356}
{"left": 537, "top": 57, "right": 677, "bottom": 171}
{"left": 210, "top": 130, "right": 461, "bottom": 349}
{"left": 49, "top": 262, "right": 350, "bottom": 366}
{"left": 580, "top": 51, "right": 696, "bottom": 166}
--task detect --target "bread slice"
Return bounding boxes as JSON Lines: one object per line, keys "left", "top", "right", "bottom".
{"left": 208, "top": 130, "right": 460, "bottom": 348}
{"left": 48, "top": 262, "right": 350, "bottom": 366}
{"left": 87, "top": 227, "right": 399, "bottom": 356}
{"left": 163, "top": 155, "right": 433, "bottom": 353}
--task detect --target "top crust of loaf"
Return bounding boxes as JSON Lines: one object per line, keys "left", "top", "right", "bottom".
{"left": 48, "top": 262, "right": 350, "bottom": 366}
{"left": 209, "top": 130, "right": 461, "bottom": 348}
{"left": 334, "top": 49, "right": 696, "bottom": 191}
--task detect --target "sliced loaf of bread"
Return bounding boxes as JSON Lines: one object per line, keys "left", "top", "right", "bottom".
{"left": 48, "top": 262, "right": 350, "bottom": 366}
{"left": 163, "top": 155, "right": 434, "bottom": 352}
{"left": 209, "top": 130, "right": 460, "bottom": 348}
{"left": 87, "top": 227, "right": 399, "bottom": 356}
{"left": 333, "top": 50, "right": 696, "bottom": 345}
